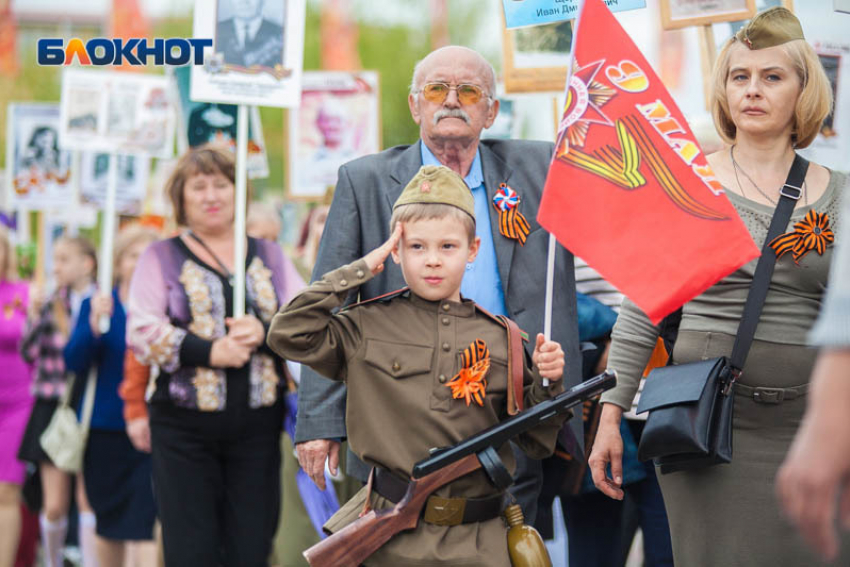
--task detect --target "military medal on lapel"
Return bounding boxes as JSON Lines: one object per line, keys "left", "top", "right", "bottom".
{"left": 769, "top": 210, "right": 835, "bottom": 264}
{"left": 493, "top": 183, "right": 531, "bottom": 246}
{"left": 446, "top": 339, "right": 490, "bottom": 407}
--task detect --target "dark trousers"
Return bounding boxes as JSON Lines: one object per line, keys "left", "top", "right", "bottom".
{"left": 562, "top": 490, "right": 627, "bottom": 567}
{"left": 560, "top": 440, "right": 673, "bottom": 567}
{"left": 621, "top": 460, "right": 674, "bottom": 567}
{"left": 149, "top": 400, "right": 283, "bottom": 567}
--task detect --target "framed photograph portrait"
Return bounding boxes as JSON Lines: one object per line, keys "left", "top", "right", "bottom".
{"left": 191, "top": 0, "right": 305, "bottom": 108}
{"left": 59, "top": 69, "right": 176, "bottom": 159}
{"left": 482, "top": 97, "right": 522, "bottom": 140}
{"left": 818, "top": 53, "right": 840, "bottom": 138}
{"left": 4, "top": 103, "right": 74, "bottom": 209}
{"left": 287, "top": 71, "right": 380, "bottom": 200}
{"left": 80, "top": 153, "right": 150, "bottom": 215}
{"left": 173, "top": 66, "right": 269, "bottom": 179}
{"left": 502, "top": 17, "right": 572, "bottom": 93}
{"left": 660, "top": 0, "right": 756, "bottom": 30}
{"left": 801, "top": 39, "right": 850, "bottom": 172}
{"left": 215, "top": 0, "right": 285, "bottom": 75}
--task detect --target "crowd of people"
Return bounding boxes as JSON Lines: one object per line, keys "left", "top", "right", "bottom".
{"left": 0, "top": 5, "right": 848, "bottom": 567}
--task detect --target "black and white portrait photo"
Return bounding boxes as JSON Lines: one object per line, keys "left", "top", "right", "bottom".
{"left": 215, "top": 0, "right": 286, "bottom": 70}
{"left": 6, "top": 103, "right": 74, "bottom": 208}
{"left": 80, "top": 152, "right": 150, "bottom": 214}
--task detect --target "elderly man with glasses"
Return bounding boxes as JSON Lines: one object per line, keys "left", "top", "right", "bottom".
{"left": 292, "top": 45, "right": 583, "bottom": 525}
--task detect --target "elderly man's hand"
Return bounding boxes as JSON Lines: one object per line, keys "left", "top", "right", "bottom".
{"left": 296, "top": 439, "right": 341, "bottom": 491}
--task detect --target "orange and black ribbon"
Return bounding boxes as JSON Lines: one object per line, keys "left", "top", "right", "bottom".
{"left": 493, "top": 184, "right": 531, "bottom": 246}
{"left": 769, "top": 209, "right": 835, "bottom": 264}
{"left": 446, "top": 339, "right": 490, "bottom": 407}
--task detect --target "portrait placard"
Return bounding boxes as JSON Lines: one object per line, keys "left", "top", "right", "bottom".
{"left": 190, "top": 0, "right": 306, "bottom": 108}
{"left": 800, "top": 41, "right": 850, "bottom": 172}
{"left": 502, "top": 17, "right": 572, "bottom": 93}
{"left": 174, "top": 66, "right": 269, "bottom": 179}
{"left": 287, "top": 71, "right": 380, "bottom": 199}
{"left": 482, "top": 97, "right": 522, "bottom": 140}
{"left": 5, "top": 103, "right": 74, "bottom": 209}
{"left": 817, "top": 53, "right": 840, "bottom": 138}
{"left": 502, "top": 0, "right": 646, "bottom": 29}
{"left": 660, "top": 0, "right": 756, "bottom": 30}
{"left": 59, "top": 69, "right": 176, "bottom": 159}
{"left": 80, "top": 153, "right": 150, "bottom": 215}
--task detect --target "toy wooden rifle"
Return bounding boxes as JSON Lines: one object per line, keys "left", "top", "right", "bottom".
{"left": 303, "top": 370, "right": 617, "bottom": 567}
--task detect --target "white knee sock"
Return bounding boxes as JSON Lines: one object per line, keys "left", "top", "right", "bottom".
{"left": 39, "top": 513, "right": 67, "bottom": 567}
{"left": 78, "top": 511, "right": 100, "bottom": 567}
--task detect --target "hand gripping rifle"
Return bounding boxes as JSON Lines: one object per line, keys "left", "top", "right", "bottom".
{"left": 303, "top": 370, "right": 617, "bottom": 567}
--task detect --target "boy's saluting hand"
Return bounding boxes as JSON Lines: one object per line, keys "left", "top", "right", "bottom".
{"left": 363, "top": 222, "right": 403, "bottom": 275}
{"left": 532, "top": 333, "right": 565, "bottom": 382}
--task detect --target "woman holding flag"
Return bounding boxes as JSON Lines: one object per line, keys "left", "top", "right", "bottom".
{"left": 589, "top": 7, "right": 848, "bottom": 565}
{"left": 126, "top": 145, "right": 303, "bottom": 566}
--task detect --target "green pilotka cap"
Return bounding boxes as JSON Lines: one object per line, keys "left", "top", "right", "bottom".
{"left": 394, "top": 165, "right": 476, "bottom": 220}
{"left": 735, "top": 6, "right": 805, "bottom": 50}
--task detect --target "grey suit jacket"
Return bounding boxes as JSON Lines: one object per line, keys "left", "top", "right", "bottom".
{"left": 294, "top": 139, "right": 583, "bottom": 477}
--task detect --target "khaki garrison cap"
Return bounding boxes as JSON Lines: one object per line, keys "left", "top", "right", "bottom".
{"left": 393, "top": 165, "right": 475, "bottom": 220}
{"left": 735, "top": 6, "right": 805, "bottom": 50}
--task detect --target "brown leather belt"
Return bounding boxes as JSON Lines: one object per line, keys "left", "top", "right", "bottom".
{"left": 373, "top": 467, "right": 504, "bottom": 526}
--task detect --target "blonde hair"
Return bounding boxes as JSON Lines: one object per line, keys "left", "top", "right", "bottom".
{"left": 114, "top": 225, "right": 160, "bottom": 285}
{"left": 0, "top": 226, "right": 16, "bottom": 282}
{"left": 390, "top": 203, "right": 476, "bottom": 243}
{"left": 711, "top": 38, "right": 833, "bottom": 148}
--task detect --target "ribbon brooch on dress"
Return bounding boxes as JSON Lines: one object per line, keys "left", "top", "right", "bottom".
{"left": 769, "top": 210, "right": 834, "bottom": 264}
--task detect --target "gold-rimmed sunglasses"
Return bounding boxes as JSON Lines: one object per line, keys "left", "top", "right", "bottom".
{"left": 418, "top": 82, "right": 490, "bottom": 105}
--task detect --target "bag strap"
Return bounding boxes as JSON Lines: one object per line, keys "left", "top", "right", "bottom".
{"left": 58, "top": 374, "right": 77, "bottom": 408}
{"left": 60, "top": 370, "right": 97, "bottom": 431}
{"left": 497, "top": 315, "right": 525, "bottom": 416}
{"left": 728, "top": 153, "right": 809, "bottom": 380}
{"left": 79, "top": 370, "right": 97, "bottom": 433}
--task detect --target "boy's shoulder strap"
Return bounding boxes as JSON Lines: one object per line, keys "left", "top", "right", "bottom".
{"left": 474, "top": 304, "right": 529, "bottom": 341}
{"left": 341, "top": 287, "right": 410, "bottom": 312}
{"left": 474, "top": 303, "right": 525, "bottom": 416}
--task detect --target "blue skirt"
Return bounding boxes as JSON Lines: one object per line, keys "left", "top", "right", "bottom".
{"left": 84, "top": 429, "right": 157, "bottom": 540}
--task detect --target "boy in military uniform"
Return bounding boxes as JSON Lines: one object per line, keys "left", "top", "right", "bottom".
{"left": 268, "top": 165, "right": 569, "bottom": 566}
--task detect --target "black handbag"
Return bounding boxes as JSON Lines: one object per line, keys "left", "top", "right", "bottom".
{"left": 636, "top": 154, "right": 810, "bottom": 474}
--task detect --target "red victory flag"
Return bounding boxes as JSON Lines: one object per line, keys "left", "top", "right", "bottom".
{"left": 538, "top": 0, "right": 759, "bottom": 324}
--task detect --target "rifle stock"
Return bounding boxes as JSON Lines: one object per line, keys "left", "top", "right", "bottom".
{"left": 303, "top": 453, "right": 482, "bottom": 567}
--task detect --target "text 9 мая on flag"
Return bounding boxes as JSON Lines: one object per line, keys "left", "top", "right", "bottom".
{"left": 538, "top": 0, "right": 759, "bottom": 324}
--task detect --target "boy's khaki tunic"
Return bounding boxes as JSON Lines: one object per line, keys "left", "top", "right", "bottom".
{"left": 268, "top": 259, "right": 567, "bottom": 566}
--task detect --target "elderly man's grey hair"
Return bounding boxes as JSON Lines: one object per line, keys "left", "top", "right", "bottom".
{"left": 409, "top": 46, "right": 497, "bottom": 104}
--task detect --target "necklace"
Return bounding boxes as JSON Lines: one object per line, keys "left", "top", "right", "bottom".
{"left": 186, "top": 231, "right": 234, "bottom": 285}
{"left": 730, "top": 145, "right": 808, "bottom": 206}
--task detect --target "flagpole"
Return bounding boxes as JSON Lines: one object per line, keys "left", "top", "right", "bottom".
{"left": 233, "top": 104, "right": 249, "bottom": 318}
{"left": 542, "top": 233, "right": 558, "bottom": 387}
{"left": 540, "top": 0, "right": 585, "bottom": 388}
{"left": 98, "top": 152, "right": 119, "bottom": 334}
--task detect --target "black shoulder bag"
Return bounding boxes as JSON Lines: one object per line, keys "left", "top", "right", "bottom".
{"left": 635, "top": 154, "right": 809, "bottom": 475}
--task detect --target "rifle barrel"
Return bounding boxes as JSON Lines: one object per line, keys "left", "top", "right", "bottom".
{"left": 412, "top": 370, "right": 616, "bottom": 478}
